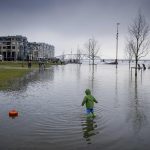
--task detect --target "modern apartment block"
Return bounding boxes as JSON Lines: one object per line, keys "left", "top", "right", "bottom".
{"left": 0, "top": 35, "right": 28, "bottom": 60}
{"left": 38, "top": 43, "right": 55, "bottom": 60}
{"left": 28, "top": 42, "right": 55, "bottom": 60}
{"left": 0, "top": 35, "right": 55, "bottom": 61}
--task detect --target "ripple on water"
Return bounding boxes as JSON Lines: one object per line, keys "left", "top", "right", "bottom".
{"left": 30, "top": 102, "right": 107, "bottom": 147}
{"left": 1, "top": 64, "right": 150, "bottom": 150}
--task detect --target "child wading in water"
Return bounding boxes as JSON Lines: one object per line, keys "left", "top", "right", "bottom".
{"left": 82, "top": 89, "right": 98, "bottom": 117}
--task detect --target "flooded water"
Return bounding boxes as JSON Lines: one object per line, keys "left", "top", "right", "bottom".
{"left": 1, "top": 64, "right": 150, "bottom": 150}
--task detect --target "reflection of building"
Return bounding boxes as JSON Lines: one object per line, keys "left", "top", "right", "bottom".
{"left": 0, "top": 35, "right": 55, "bottom": 61}
{"left": 0, "top": 35, "right": 28, "bottom": 60}
{"left": 28, "top": 42, "right": 54, "bottom": 60}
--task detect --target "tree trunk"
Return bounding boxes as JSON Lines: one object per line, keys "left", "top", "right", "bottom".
{"left": 92, "top": 56, "right": 94, "bottom": 65}
{"left": 135, "top": 56, "right": 138, "bottom": 77}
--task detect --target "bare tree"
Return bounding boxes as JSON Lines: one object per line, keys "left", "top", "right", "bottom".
{"left": 85, "top": 37, "right": 100, "bottom": 65}
{"left": 76, "top": 47, "right": 82, "bottom": 64}
{"left": 127, "top": 12, "right": 150, "bottom": 76}
{"left": 125, "top": 40, "right": 134, "bottom": 69}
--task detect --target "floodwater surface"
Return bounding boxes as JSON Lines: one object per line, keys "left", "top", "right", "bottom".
{"left": 0, "top": 64, "right": 150, "bottom": 150}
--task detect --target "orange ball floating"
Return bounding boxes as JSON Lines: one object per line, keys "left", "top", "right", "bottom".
{"left": 9, "top": 109, "right": 19, "bottom": 117}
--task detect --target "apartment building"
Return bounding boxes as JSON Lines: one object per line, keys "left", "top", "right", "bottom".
{"left": 28, "top": 42, "right": 55, "bottom": 60}
{"left": 0, "top": 36, "right": 28, "bottom": 60}
{"left": 38, "top": 43, "right": 55, "bottom": 59}
{"left": 0, "top": 36, "right": 55, "bottom": 61}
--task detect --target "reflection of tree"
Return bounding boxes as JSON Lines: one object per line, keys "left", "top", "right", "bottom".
{"left": 89, "top": 65, "right": 97, "bottom": 92}
{"left": 91, "top": 65, "right": 94, "bottom": 91}
{"left": 129, "top": 77, "right": 147, "bottom": 133}
{"left": 133, "top": 78, "right": 146, "bottom": 132}
{"left": 76, "top": 64, "right": 81, "bottom": 80}
{"left": 82, "top": 117, "right": 98, "bottom": 144}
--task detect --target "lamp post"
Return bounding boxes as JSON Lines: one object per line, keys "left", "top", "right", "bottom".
{"left": 115, "top": 23, "right": 120, "bottom": 68}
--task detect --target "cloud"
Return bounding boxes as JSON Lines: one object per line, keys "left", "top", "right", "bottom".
{"left": 0, "top": 0, "right": 149, "bottom": 58}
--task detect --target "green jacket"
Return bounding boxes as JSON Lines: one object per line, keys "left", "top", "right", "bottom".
{"left": 82, "top": 89, "right": 98, "bottom": 109}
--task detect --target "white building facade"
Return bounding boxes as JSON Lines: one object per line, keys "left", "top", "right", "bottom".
{"left": 28, "top": 42, "right": 55, "bottom": 60}
{"left": 0, "top": 36, "right": 28, "bottom": 60}
{"left": 0, "top": 36, "right": 55, "bottom": 61}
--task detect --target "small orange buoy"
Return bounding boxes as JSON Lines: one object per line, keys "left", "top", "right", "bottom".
{"left": 9, "top": 109, "right": 19, "bottom": 117}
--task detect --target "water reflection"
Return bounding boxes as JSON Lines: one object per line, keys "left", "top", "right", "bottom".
{"left": 0, "top": 68, "right": 54, "bottom": 91}
{"left": 128, "top": 77, "right": 147, "bottom": 134}
{"left": 80, "top": 65, "right": 99, "bottom": 144}
{"left": 82, "top": 117, "right": 98, "bottom": 144}
{"left": 130, "top": 68, "right": 143, "bottom": 83}
{"left": 133, "top": 78, "right": 147, "bottom": 133}
{"left": 91, "top": 65, "right": 94, "bottom": 91}
{"left": 38, "top": 67, "right": 54, "bottom": 81}
{"left": 115, "top": 68, "right": 118, "bottom": 94}
{"left": 89, "top": 65, "right": 97, "bottom": 92}
{"left": 76, "top": 64, "right": 81, "bottom": 80}
{"left": 115, "top": 68, "right": 119, "bottom": 107}
{"left": 1, "top": 64, "right": 150, "bottom": 149}
{"left": 0, "top": 70, "right": 39, "bottom": 91}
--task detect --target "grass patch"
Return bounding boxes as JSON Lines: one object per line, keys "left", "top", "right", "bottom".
{"left": 0, "top": 68, "right": 31, "bottom": 80}
{"left": 0, "top": 60, "right": 63, "bottom": 90}
{"left": 0, "top": 61, "right": 56, "bottom": 68}
{"left": 0, "top": 68, "right": 31, "bottom": 90}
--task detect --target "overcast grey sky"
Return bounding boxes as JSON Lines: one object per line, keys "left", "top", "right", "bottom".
{"left": 0, "top": 0, "right": 150, "bottom": 58}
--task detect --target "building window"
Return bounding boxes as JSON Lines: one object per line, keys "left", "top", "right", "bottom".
{"left": 12, "top": 46, "right": 15, "bottom": 49}
{"left": 3, "top": 42, "right": 7, "bottom": 45}
{"left": 7, "top": 46, "right": 11, "bottom": 49}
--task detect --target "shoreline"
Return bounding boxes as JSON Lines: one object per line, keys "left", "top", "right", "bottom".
{"left": 0, "top": 61, "right": 65, "bottom": 90}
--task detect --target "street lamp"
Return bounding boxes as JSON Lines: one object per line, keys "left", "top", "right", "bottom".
{"left": 115, "top": 22, "right": 120, "bottom": 68}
